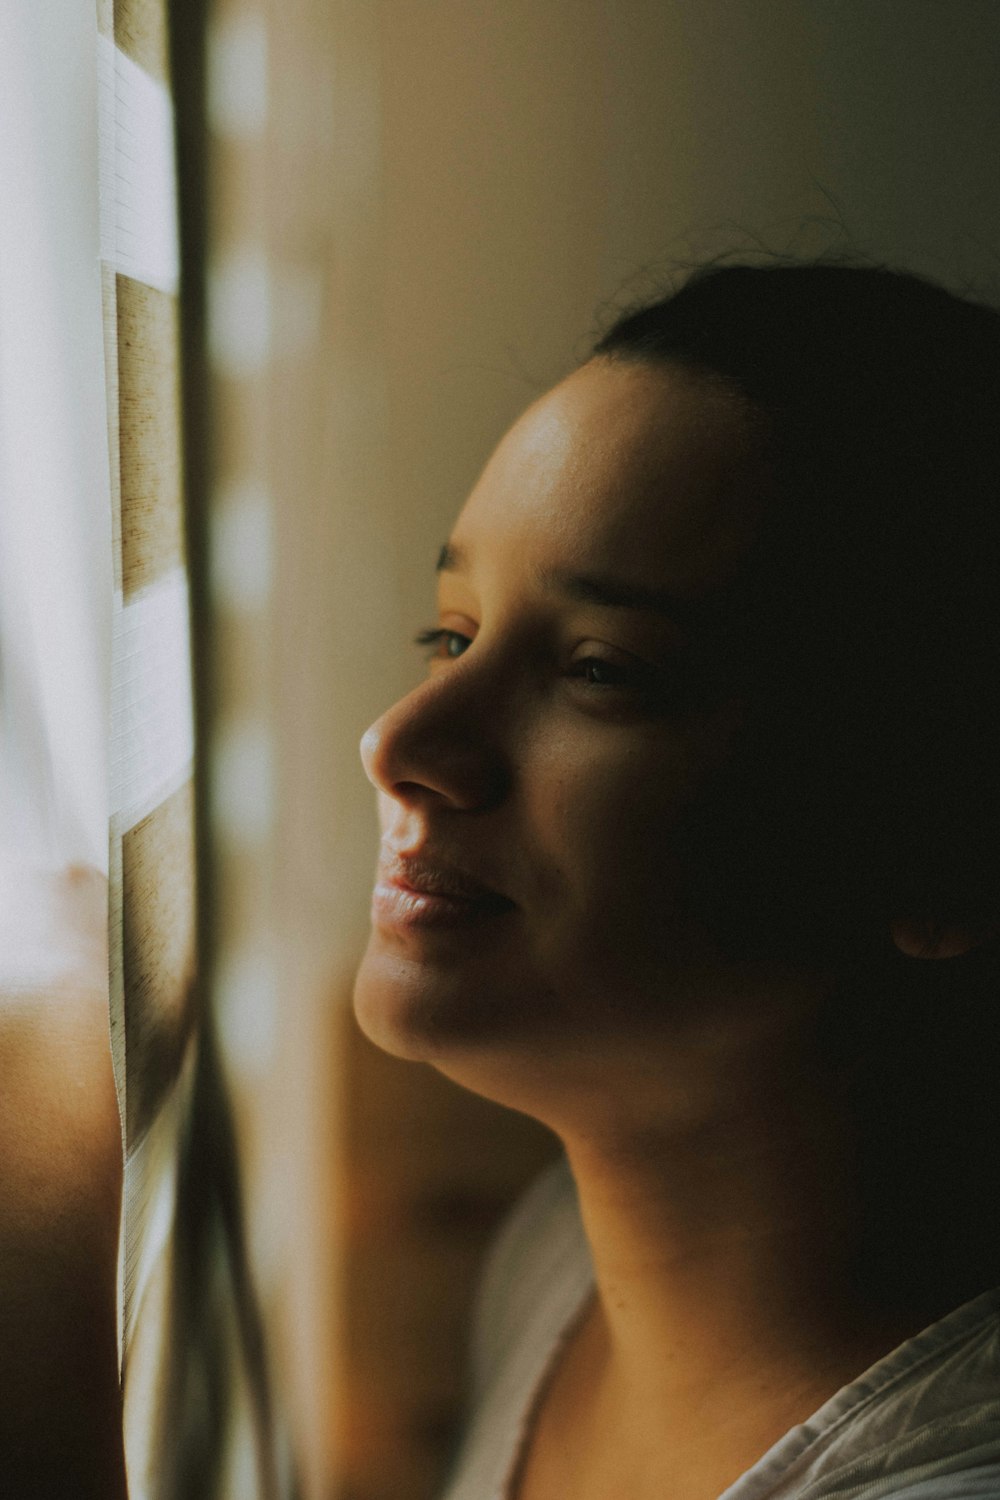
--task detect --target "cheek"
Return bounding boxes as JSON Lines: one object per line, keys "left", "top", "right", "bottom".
{"left": 520, "top": 769, "right": 696, "bottom": 1026}
{"left": 532, "top": 732, "right": 697, "bottom": 922}
{"left": 526, "top": 707, "right": 749, "bottom": 999}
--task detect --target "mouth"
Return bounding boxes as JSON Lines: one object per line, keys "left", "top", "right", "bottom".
{"left": 372, "top": 852, "right": 516, "bottom": 931}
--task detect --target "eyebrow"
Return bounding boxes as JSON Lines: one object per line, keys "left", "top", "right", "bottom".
{"left": 437, "top": 541, "right": 703, "bottom": 627}
{"left": 543, "top": 568, "right": 696, "bottom": 622}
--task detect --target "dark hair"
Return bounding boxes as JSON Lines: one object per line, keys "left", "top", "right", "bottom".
{"left": 594, "top": 263, "right": 1000, "bottom": 969}
{"left": 594, "top": 265, "right": 1000, "bottom": 1289}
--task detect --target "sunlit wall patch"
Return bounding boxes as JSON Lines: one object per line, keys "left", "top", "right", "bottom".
{"left": 207, "top": 11, "right": 269, "bottom": 141}
{"left": 210, "top": 477, "right": 274, "bottom": 613}
{"left": 208, "top": 246, "right": 273, "bottom": 378}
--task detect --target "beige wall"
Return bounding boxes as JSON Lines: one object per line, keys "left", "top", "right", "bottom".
{"left": 226, "top": 2, "right": 1000, "bottom": 1493}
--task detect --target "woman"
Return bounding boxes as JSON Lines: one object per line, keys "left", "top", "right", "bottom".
{"left": 353, "top": 263, "right": 1000, "bottom": 1500}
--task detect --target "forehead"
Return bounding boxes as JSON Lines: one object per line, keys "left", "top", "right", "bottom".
{"left": 452, "top": 358, "right": 770, "bottom": 602}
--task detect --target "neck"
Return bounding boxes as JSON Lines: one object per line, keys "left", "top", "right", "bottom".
{"left": 569, "top": 1072, "right": 860, "bottom": 1373}
{"left": 434, "top": 964, "right": 1000, "bottom": 1497}
{"left": 547, "top": 1046, "right": 993, "bottom": 1498}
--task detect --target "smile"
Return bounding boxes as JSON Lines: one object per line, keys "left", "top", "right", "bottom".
{"left": 372, "top": 853, "right": 516, "bottom": 930}
{"left": 371, "top": 882, "right": 515, "bottom": 930}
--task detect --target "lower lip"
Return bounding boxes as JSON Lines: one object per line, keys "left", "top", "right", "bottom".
{"left": 371, "top": 881, "right": 515, "bottom": 931}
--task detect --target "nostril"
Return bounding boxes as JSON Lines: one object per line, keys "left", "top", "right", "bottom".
{"left": 391, "top": 778, "right": 432, "bottom": 803}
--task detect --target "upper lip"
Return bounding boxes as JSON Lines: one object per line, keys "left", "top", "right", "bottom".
{"left": 379, "top": 850, "right": 514, "bottom": 906}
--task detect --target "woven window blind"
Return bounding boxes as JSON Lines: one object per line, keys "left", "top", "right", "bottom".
{"left": 98, "top": 4, "right": 196, "bottom": 1491}
{"left": 99, "top": 3, "right": 282, "bottom": 1494}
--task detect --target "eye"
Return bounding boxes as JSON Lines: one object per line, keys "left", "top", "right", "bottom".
{"left": 414, "top": 627, "right": 474, "bottom": 661}
{"left": 567, "top": 656, "right": 634, "bottom": 688}
{"left": 566, "top": 647, "right": 646, "bottom": 690}
{"left": 565, "top": 646, "right": 686, "bottom": 713}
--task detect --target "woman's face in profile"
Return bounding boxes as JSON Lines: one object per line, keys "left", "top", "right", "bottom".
{"left": 355, "top": 359, "right": 781, "bottom": 1100}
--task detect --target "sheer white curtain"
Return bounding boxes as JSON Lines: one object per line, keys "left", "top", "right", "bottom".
{"left": 0, "top": 0, "right": 111, "bottom": 880}
{"left": 0, "top": 16, "right": 124, "bottom": 1492}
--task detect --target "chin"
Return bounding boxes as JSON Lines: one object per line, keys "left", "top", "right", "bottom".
{"left": 352, "top": 930, "right": 567, "bottom": 1069}
{"left": 353, "top": 938, "right": 498, "bottom": 1063}
{"left": 352, "top": 943, "right": 574, "bottom": 1126}
{"left": 352, "top": 951, "right": 441, "bottom": 1062}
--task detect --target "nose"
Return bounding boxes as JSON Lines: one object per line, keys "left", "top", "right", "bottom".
{"left": 360, "top": 666, "right": 509, "bottom": 813}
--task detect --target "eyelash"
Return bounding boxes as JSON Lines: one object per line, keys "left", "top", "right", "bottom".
{"left": 414, "top": 627, "right": 472, "bottom": 660}
{"left": 414, "top": 627, "right": 644, "bottom": 691}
